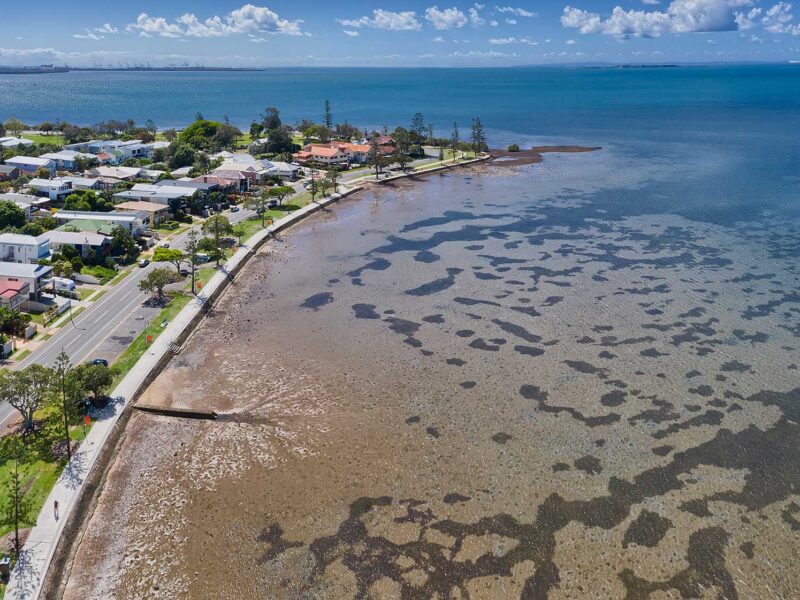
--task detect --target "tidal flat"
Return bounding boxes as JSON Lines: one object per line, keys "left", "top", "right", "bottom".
{"left": 64, "top": 148, "right": 800, "bottom": 599}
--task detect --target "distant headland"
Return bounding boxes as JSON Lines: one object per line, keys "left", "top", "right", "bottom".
{"left": 0, "top": 65, "right": 265, "bottom": 75}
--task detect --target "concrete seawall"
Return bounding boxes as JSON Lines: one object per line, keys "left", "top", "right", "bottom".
{"left": 7, "top": 154, "right": 490, "bottom": 600}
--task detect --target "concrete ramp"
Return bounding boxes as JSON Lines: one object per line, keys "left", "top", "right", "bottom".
{"left": 134, "top": 403, "right": 217, "bottom": 420}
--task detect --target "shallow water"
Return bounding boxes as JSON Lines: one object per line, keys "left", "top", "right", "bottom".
{"left": 65, "top": 144, "right": 800, "bottom": 598}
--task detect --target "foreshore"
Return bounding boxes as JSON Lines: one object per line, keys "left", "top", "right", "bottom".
{"left": 6, "top": 150, "right": 495, "bottom": 600}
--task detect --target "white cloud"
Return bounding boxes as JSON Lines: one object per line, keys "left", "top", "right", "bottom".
{"left": 506, "top": 18, "right": 518, "bottom": 24}
{"left": 561, "top": 0, "right": 754, "bottom": 39}
{"left": 96, "top": 23, "right": 118, "bottom": 34}
{"left": 762, "top": 2, "right": 800, "bottom": 34}
{"left": 567, "top": 38, "right": 577, "bottom": 44}
{"left": 425, "top": 6, "right": 469, "bottom": 29}
{"left": 489, "top": 36, "right": 538, "bottom": 44}
{"left": 469, "top": 4, "right": 486, "bottom": 26}
{"left": 338, "top": 9, "right": 421, "bottom": 31}
{"left": 127, "top": 4, "right": 305, "bottom": 38}
{"left": 449, "top": 49, "right": 517, "bottom": 57}
{"left": 495, "top": 6, "right": 539, "bottom": 17}
{"left": 343, "top": 30, "right": 360, "bottom": 37}
{"left": 249, "top": 37, "right": 268, "bottom": 43}
{"left": 72, "top": 23, "right": 119, "bottom": 40}
{"left": 433, "top": 35, "right": 446, "bottom": 42}
{"left": 73, "top": 30, "right": 103, "bottom": 41}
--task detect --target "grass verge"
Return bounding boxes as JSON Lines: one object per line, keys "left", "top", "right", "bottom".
{"left": 90, "top": 289, "right": 108, "bottom": 302}
{"left": 109, "top": 293, "right": 192, "bottom": 388}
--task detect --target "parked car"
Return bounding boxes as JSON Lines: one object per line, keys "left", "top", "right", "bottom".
{"left": 89, "top": 358, "right": 109, "bottom": 367}
{"left": 160, "top": 242, "right": 170, "bottom": 248}
{"left": 139, "top": 258, "right": 150, "bottom": 268}
{"left": 230, "top": 205, "right": 239, "bottom": 212}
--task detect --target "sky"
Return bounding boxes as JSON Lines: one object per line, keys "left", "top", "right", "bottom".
{"left": 1, "top": 1, "right": 799, "bottom": 67}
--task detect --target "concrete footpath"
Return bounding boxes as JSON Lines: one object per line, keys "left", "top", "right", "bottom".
{"left": 4, "top": 155, "right": 488, "bottom": 599}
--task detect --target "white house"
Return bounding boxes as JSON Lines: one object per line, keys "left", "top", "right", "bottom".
{"left": 113, "top": 183, "right": 198, "bottom": 206}
{"left": 0, "top": 233, "right": 51, "bottom": 264}
{"left": 57, "top": 176, "right": 103, "bottom": 192}
{"left": 89, "top": 165, "right": 143, "bottom": 181}
{"left": 0, "top": 261, "right": 53, "bottom": 300}
{"left": 265, "top": 161, "right": 300, "bottom": 181}
{"left": 42, "top": 230, "right": 111, "bottom": 259}
{"left": 0, "top": 137, "right": 34, "bottom": 148}
{"left": 54, "top": 210, "right": 144, "bottom": 234}
{"left": 4, "top": 156, "right": 56, "bottom": 176}
{"left": 29, "top": 178, "right": 73, "bottom": 201}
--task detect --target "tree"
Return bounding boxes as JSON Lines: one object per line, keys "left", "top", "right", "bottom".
{"left": 368, "top": 137, "right": 383, "bottom": 180}
{"left": 52, "top": 260, "right": 74, "bottom": 279}
{"left": 318, "top": 175, "right": 332, "bottom": 198}
{"left": 4, "top": 117, "right": 24, "bottom": 138}
{"left": 0, "top": 307, "right": 31, "bottom": 338}
{"left": 153, "top": 247, "right": 184, "bottom": 273}
{"left": 202, "top": 214, "right": 233, "bottom": 267}
{"left": 0, "top": 365, "right": 54, "bottom": 434}
{"left": 324, "top": 99, "right": 333, "bottom": 130}
{"left": 249, "top": 121, "right": 264, "bottom": 142}
{"left": 267, "top": 185, "right": 293, "bottom": 206}
{"left": 138, "top": 267, "right": 179, "bottom": 303}
{"left": 145, "top": 119, "right": 157, "bottom": 137}
{"left": 451, "top": 122, "right": 460, "bottom": 163}
{"left": 53, "top": 351, "right": 81, "bottom": 462}
{"left": 163, "top": 128, "right": 178, "bottom": 142}
{"left": 244, "top": 193, "right": 271, "bottom": 228}
{"left": 327, "top": 169, "right": 340, "bottom": 194}
{"left": 471, "top": 117, "right": 486, "bottom": 155}
{"left": 75, "top": 364, "right": 114, "bottom": 401}
{"left": 110, "top": 225, "right": 139, "bottom": 262}
{"left": 169, "top": 144, "right": 196, "bottom": 169}
{"left": 309, "top": 174, "right": 319, "bottom": 203}
{"left": 184, "top": 230, "right": 201, "bottom": 293}
{"left": 263, "top": 127, "right": 294, "bottom": 154}
{"left": 0, "top": 436, "right": 32, "bottom": 556}
{"left": 34, "top": 167, "right": 52, "bottom": 180}
{"left": 396, "top": 153, "right": 412, "bottom": 172}
{"left": 212, "top": 122, "right": 242, "bottom": 151}
{"left": 411, "top": 113, "right": 426, "bottom": 140}
{"left": 0, "top": 200, "right": 27, "bottom": 229}
{"left": 427, "top": 124, "right": 435, "bottom": 145}
{"left": 261, "top": 107, "right": 282, "bottom": 131}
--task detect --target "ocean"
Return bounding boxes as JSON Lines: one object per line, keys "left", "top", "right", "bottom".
{"left": 24, "top": 66, "right": 800, "bottom": 598}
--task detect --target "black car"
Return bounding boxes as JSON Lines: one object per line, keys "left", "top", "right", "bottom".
{"left": 89, "top": 358, "right": 109, "bottom": 367}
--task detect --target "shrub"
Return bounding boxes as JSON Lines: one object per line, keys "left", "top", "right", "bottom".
{"left": 508, "top": 144, "right": 520, "bottom": 153}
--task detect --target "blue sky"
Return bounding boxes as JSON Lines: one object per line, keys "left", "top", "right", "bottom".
{"left": 2, "top": 1, "right": 799, "bottom": 67}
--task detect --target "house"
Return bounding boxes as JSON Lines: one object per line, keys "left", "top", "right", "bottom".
{"left": 292, "top": 145, "right": 348, "bottom": 166}
{"left": 0, "top": 137, "right": 34, "bottom": 149}
{"left": 375, "top": 135, "right": 395, "bottom": 147}
{"left": 0, "top": 165, "right": 20, "bottom": 181}
{"left": 41, "top": 230, "right": 111, "bottom": 260}
{"left": 28, "top": 179, "right": 72, "bottom": 202}
{"left": 209, "top": 170, "right": 249, "bottom": 192}
{"left": 38, "top": 150, "right": 97, "bottom": 171}
{"left": 0, "top": 279, "right": 30, "bottom": 310}
{"left": 4, "top": 156, "right": 56, "bottom": 177}
{"left": 0, "top": 233, "right": 51, "bottom": 264}
{"left": 193, "top": 175, "right": 239, "bottom": 194}
{"left": 115, "top": 201, "right": 173, "bottom": 226}
{"left": 0, "top": 262, "right": 53, "bottom": 301}
{"left": 88, "top": 165, "right": 143, "bottom": 181}
{"left": 113, "top": 183, "right": 199, "bottom": 207}
{"left": 0, "top": 192, "right": 50, "bottom": 214}
{"left": 140, "top": 169, "right": 166, "bottom": 182}
{"left": 57, "top": 176, "right": 103, "bottom": 192}
{"left": 265, "top": 161, "right": 300, "bottom": 181}
{"left": 54, "top": 210, "right": 144, "bottom": 234}
{"left": 170, "top": 166, "right": 193, "bottom": 178}
{"left": 65, "top": 140, "right": 152, "bottom": 162}
{"left": 28, "top": 178, "right": 73, "bottom": 201}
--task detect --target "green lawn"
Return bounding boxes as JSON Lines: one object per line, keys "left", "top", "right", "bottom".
{"left": 77, "top": 288, "right": 95, "bottom": 301}
{"left": 109, "top": 293, "right": 192, "bottom": 388}
{"left": 81, "top": 266, "right": 118, "bottom": 285}
{"left": 39, "top": 333, "right": 52, "bottom": 342}
{"left": 90, "top": 289, "right": 108, "bottom": 302}
{"left": 14, "top": 349, "right": 31, "bottom": 361}
{"left": 185, "top": 267, "right": 217, "bottom": 292}
{"left": 55, "top": 306, "right": 84, "bottom": 328}
{"left": 107, "top": 270, "right": 130, "bottom": 286}
{"left": 24, "top": 133, "right": 65, "bottom": 146}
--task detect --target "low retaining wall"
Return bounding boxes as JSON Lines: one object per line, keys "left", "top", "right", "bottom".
{"left": 16, "top": 155, "right": 489, "bottom": 600}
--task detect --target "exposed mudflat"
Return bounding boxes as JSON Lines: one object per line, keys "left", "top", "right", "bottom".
{"left": 64, "top": 149, "right": 800, "bottom": 599}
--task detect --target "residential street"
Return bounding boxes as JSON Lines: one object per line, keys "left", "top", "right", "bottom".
{"left": 0, "top": 207, "right": 256, "bottom": 431}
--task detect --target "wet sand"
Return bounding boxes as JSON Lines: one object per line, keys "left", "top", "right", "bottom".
{"left": 64, "top": 152, "right": 800, "bottom": 599}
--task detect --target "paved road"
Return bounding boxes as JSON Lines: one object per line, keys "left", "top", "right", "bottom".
{"left": 0, "top": 207, "right": 256, "bottom": 430}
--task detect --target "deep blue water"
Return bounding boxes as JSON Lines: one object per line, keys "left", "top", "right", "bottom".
{"left": 1, "top": 65, "right": 799, "bottom": 225}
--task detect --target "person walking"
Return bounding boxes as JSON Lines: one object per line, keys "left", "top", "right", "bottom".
{"left": 53, "top": 500, "right": 59, "bottom": 521}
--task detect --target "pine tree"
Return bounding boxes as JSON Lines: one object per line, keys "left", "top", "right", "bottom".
{"left": 450, "top": 122, "right": 460, "bottom": 163}
{"left": 471, "top": 117, "right": 486, "bottom": 155}
{"left": 324, "top": 99, "right": 333, "bottom": 130}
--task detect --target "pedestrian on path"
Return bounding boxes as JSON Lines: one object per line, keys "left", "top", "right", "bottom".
{"left": 53, "top": 500, "right": 59, "bottom": 521}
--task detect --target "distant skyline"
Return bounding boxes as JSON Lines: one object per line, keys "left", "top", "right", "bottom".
{"left": 2, "top": 1, "right": 800, "bottom": 67}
